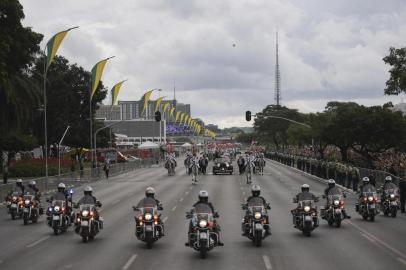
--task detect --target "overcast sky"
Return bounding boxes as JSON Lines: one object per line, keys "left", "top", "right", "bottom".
{"left": 21, "top": 0, "right": 406, "bottom": 128}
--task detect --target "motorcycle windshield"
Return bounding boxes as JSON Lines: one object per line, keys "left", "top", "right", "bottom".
{"left": 194, "top": 203, "right": 213, "bottom": 214}
{"left": 327, "top": 187, "right": 342, "bottom": 196}
{"left": 361, "top": 185, "right": 376, "bottom": 193}
{"left": 299, "top": 200, "right": 314, "bottom": 208}
{"left": 362, "top": 192, "right": 377, "bottom": 198}
{"left": 80, "top": 204, "right": 95, "bottom": 212}
{"left": 384, "top": 188, "right": 399, "bottom": 195}
{"left": 52, "top": 200, "right": 66, "bottom": 207}
{"left": 137, "top": 197, "right": 158, "bottom": 208}
{"left": 23, "top": 195, "right": 35, "bottom": 201}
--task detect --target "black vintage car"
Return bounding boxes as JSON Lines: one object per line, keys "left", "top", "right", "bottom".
{"left": 212, "top": 157, "right": 233, "bottom": 175}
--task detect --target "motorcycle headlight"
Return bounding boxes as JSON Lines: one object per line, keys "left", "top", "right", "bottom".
{"left": 217, "top": 163, "right": 220, "bottom": 167}
{"left": 48, "top": 207, "right": 53, "bottom": 212}
{"left": 226, "top": 163, "right": 229, "bottom": 167}
{"left": 254, "top": 212, "right": 262, "bottom": 219}
{"left": 82, "top": 210, "right": 89, "bottom": 217}
{"left": 334, "top": 200, "right": 340, "bottom": 206}
{"left": 145, "top": 213, "right": 152, "bottom": 221}
{"left": 368, "top": 196, "right": 373, "bottom": 202}
{"left": 199, "top": 220, "right": 207, "bottom": 228}
{"left": 390, "top": 194, "right": 395, "bottom": 199}
{"left": 54, "top": 206, "right": 60, "bottom": 212}
{"left": 25, "top": 200, "right": 30, "bottom": 205}
{"left": 304, "top": 206, "right": 311, "bottom": 212}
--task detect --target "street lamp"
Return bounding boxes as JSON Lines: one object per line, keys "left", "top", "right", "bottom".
{"left": 58, "top": 126, "right": 70, "bottom": 177}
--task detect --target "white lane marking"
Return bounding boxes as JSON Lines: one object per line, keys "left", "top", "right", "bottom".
{"left": 263, "top": 255, "right": 273, "bottom": 269}
{"left": 122, "top": 254, "right": 137, "bottom": 270}
{"left": 112, "top": 199, "right": 121, "bottom": 205}
{"left": 163, "top": 216, "right": 168, "bottom": 223}
{"left": 172, "top": 206, "right": 177, "bottom": 211}
{"left": 189, "top": 187, "right": 193, "bottom": 190}
{"left": 185, "top": 191, "right": 189, "bottom": 195}
{"left": 240, "top": 187, "right": 244, "bottom": 190}
{"left": 361, "top": 233, "right": 376, "bottom": 244}
{"left": 26, "top": 236, "right": 50, "bottom": 248}
{"left": 397, "top": 258, "right": 406, "bottom": 266}
{"left": 179, "top": 197, "right": 184, "bottom": 202}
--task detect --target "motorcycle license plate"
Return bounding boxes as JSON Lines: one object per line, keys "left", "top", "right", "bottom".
{"left": 335, "top": 209, "right": 342, "bottom": 214}
{"left": 81, "top": 221, "right": 89, "bottom": 226}
{"left": 369, "top": 205, "right": 375, "bottom": 209}
{"left": 23, "top": 209, "right": 29, "bottom": 213}
{"left": 53, "top": 215, "right": 60, "bottom": 221}
{"left": 200, "top": 232, "right": 208, "bottom": 239}
{"left": 255, "top": 223, "right": 263, "bottom": 231}
{"left": 304, "top": 216, "right": 312, "bottom": 221}
{"left": 391, "top": 202, "right": 398, "bottom": 206}
{"left": 145, "top": 225, "right": 153, "bottom": 231}
{"left": 11, "top": 204, "right": 17, "bottom": 208}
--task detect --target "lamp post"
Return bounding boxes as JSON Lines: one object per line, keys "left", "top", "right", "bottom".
{"left": 58, "top": 125, "right": 70, "bottom": 177}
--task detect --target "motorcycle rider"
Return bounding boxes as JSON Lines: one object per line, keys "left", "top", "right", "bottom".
{"left": 292, "top": 184, "right": 318, "bottom": 227}
{"left": 324, "top": 179, "right": 350, "bottom": 219}
{"left": 380, "top": 176, "right": 398, "bottom": 203}
{"left": 14, "top": 179, "right": 25, "bottom": 194}
{"left": 242, "top": 185, "right": 271, "bottom": 236}
{"left": 26, "top": 181, "right": 43, "bottom": 214}
{"left": 134, "top": 187, "right": 164, "bottom": 236}
{"left": 48, "top": 183, "right": 73, "bottom": 223}
{"left": 186, "top": 191, "right": 224, "bottom": 246}
{"left": 356, "top": 177, "right": 377, "bottom": 212}
{"left": 237, "top": 155, "right": 245, "bottom": 175}
{"left": 75, "top": 186, "right": 102, "bottom": 233}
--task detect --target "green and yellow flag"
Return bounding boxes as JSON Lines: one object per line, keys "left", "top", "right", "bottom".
{"left": 175, "top": 111, "right": 181, "bottom": 123}
{"left": 46, "top": 27, "right": 78, "bottom": 71}
{"left": 91, "top": 56, "right": 114, "bottom": 100}
{"left": 170, "top": 107, "right": 176, "bottom": 118}
{"left": 162, "top": 102, "right": 171, "bottom": 115}
{"left": 184, "top": 115, "right": 189, "bottom": 125}
{"left": 179, "top": 112, "right": 185, "bottom": 124}
{"left": 155, "top": 96, "right": 165, "bottom": 112}
{"left": 111, "top": 80, "right": 127, "bottom": 107}
{"left": 188, "top": 117, "right": 192, "bottom": 126}
{"left": 141, "top": 90, "right": 154, "bottom": 116}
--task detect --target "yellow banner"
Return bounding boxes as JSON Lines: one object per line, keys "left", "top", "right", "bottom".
{"left": 141, "top": 90, "right": 153, "bottom": 116}
{"left": 162, "top": 102, "right": 171, "bottom": 115}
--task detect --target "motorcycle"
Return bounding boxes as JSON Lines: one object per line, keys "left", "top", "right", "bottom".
{"left": 241, "top": 200, "right": 271, "bottom": 247}
{"left": 292, "top": 198, "right": 319, "bottom": 236}
{"left": 74, "top": 202, "right": 103, "bottom": 242}
{"left": 356, "top": 191, "right": 379, "bottom": 221}
{"left": 186, "top": 209, "right": 220, "bottom": 259}
{"left": 22, "top": 194, "right": 40, "bottom": 225}
{"left": 321, "top": 194, "right": 346, "bottom": 227}
{"left": 380, "top": 188, "right": 399, "bottom": 218}
{"left": 133, "top": 203, "right": 164, "bottom": 248}
{"left": 6, "top": 192, "right": 24, "bottom": 220}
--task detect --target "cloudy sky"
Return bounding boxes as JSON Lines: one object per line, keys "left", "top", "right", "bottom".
{"left": 21, "top": 0, "right": 406, "bottom": 128}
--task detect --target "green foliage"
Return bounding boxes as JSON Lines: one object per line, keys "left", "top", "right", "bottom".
{"left": 235, "top": 132, "right": 256, "bottom": 145}
{"left": 383, "top": 47, "right": 406, "bottom": 95}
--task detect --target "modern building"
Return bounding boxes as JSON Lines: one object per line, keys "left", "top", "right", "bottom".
{"left": 95, "top": 105, "right": 122, "bottom": 121}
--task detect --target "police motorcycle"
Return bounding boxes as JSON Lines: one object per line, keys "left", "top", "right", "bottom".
{"left": 292, "top": 195, "right": 319, "bottom": 237}
{"left": 46, "top": 189, "right": 74, "bottom": 235}
{"left": 186, "top": 204, "right": 220, "bottom": 259}
{"left": 241, "top": 197, "right": 271, "bottom": 247}
{"left": 321, "top": 191, "right": 347, "bottom": 228}
{"left": 22, "top": 194, "right": 40, "bottom": 225}
{"left": 6, "top": 191, "right": 24, "bottom": 220}
{"left": 133, "top": 197, "right": 164, "bottom": 248}
{"left": 356, "top": 187, "right": 379, "bottom": 222}
{"left": 74, "top": 201, "right": 103, "bottom": 243}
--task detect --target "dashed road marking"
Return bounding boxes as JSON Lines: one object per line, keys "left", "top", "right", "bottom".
{"left": 163, "top": 216, "right": 168, "bottom": 223}
{"left": 122, "top": 254, "right": 137, "bottom": 270}
{"left": 172, "top": 206, "right": 177, "bottom": 211}
{"left": 112, "top": 199, "right": 121, "bottom": 205}
{"left": 189, "top": 187, "right": 193, "bottom": 190}
{"left": 185, "top": 191, "right": 189, "bottom": 195}
{"left": 179, "top": 197, "right": 184, "bottom": 202}
{"left": 263, "top": 255, "right": 272, "bottom": 269}
{"left": 26, "top": 236, "right": 50, "bottom": 248}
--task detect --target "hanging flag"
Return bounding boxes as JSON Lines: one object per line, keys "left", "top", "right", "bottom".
{"left": 155, "top": 96, "right": 166, "bottom": 112}
{"left": 110, "top": 80, "right": 127, "bottom": 107}
{"left": 170, "top": 107, "right": 176, "bottom": 119}
{"left": 184, "top": 115, "right": 189, "bottom": 125}
{"left": 91, "top": 56, "right": 114, "bottom": 100}
{"left": 141, "top": 90, "right": 154, "bottom": 116}
{"left": 188, "top": 118, "right": 192, "bottom": 126}
{"left": 179, "top": 112, "right": 185, "bottom": 124}
{"left": 46, "top": 27, "right": 78, "bottom": 71}
{"left": 162, "top": 102, "right": 171, "bottom": 115}
{"left": 175, "top": 111, "right": 181, "bottom": 123}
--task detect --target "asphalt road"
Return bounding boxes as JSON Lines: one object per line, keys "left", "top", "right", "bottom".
{"left": 0, "top": 159, "right": 405, "bottom": 270}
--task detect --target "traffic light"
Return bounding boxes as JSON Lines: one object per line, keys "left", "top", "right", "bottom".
{"left": 245, "top": 111, "right": 252, "bottom": 121}
{"left": 155, "top": 111, "right": 161, "bottom": 122}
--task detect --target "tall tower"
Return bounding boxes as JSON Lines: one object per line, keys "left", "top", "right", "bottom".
{"left": 275, "top": 32, "right": 281, "bottom": 106}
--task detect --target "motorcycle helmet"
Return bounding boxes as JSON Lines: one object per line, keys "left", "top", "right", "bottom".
{"left": 58, "top": 183, "right": 66, "bottom": 192}
{"left": 385, "top": 176, "right": 392, "bottom": 183}
{"left": 362, "top": 177, "right": 370, "bottom": 184}
{"left": 145, "top": 187, "right": 155, "bottom": 198}
{"left": 301, "top": 184, "right": 310, "bottom": 192}
{"left": 198, "top": 190, "right": 209, "bottom": 203}
{"left": 328, "top": 179, "right": 336, "bottom": 188}
{"left": 29, "top": 181, "right": 36, "bottom": 187}
{"left": 16, "top": 179, "right": 23, "bottom": 186}
{"left": 251, "top": 184, "right": 261, "bottom": 197}
{"left": 84, "top": 186, "right": 93, "bottom": 196}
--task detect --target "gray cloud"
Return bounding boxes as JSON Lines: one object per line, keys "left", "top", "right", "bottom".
{"left": 20, "top": 0, "right": 406, "bottom": 127}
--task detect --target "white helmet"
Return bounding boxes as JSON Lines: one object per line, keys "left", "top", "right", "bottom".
{"left": 30, "top": 181, "right": 36, "bottom": 186}
{"left": 58, "top": 183, "right": 66, "bottom": 189}
{"left": 362, "top": 177, "right": 369, "bottom": 183}
{"left": 16, "top": 179, "right": 23, "bottom": 183}
{"left": 145, "top": 187, "right": 155, "bottom": 197}
{"left": 385, "top": 176, "right": 392, "bottom": 182}
{"left": 301, "top": 184, "right": 310, "bottom": 192}
{"left": 84, "top": 186, "right": 93, "bottom": 192}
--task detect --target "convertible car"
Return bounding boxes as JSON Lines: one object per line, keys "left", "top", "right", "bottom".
{"left": 213, "top": 157, "right": 233, "bottom": 175}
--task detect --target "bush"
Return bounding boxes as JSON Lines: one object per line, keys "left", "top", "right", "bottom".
{"left": 9, "top": 158, "right": 73, "bottom": 177}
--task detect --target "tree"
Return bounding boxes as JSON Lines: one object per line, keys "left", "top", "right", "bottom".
{"left": 31, "top": 56, "right": 111, "bottom": 157}
{"left": 254, "top": 105, "right": 303, "bottom": 149}
{"left": 383, "top": 47, "right": 406, "bottom": 95}
{"left": 235, "top": 132, "right": 256, "bottom": 145}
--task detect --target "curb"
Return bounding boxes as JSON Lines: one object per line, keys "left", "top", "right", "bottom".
{"left": 266, "top": 158, "right": 356, "bottom": 195}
